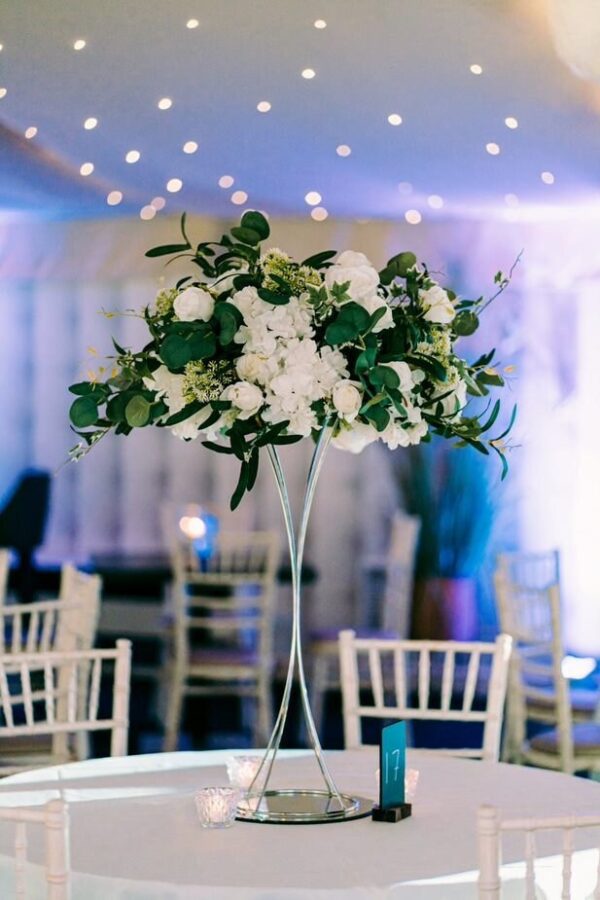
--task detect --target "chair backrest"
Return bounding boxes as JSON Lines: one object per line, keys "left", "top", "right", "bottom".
{"left": 0, "top": 565, "right": 101, "bottom": 655}
{"left": 382, "top": 511, "right": 421, "bottom": 635}
{"left": 0, "top": 640, "right": 131, "bottom": 757}
{"left": 339, "top": 630, "right": 512, "bottom": 761}
{"left": 170, "top": 530, "right": 280, "bottom": 667}
{"left": 0, "top": 548, "right": 9, "bottom": 604}
{"left": 57, "top": 564, "right": 101, "bottom": 651}
{"left": 494, "top": 570, "right": 573, "bottom": 770}
{"left": 478, "top": 804, "right": 600, "bottom": 899}
{"left": 0, "top": 471, "right": 51, "bottom": 552}
{"left": 0, "top": 799, "right": 70, "bottom": 899}
{"left": 496, "top": 550, "right": 560, "bottom": 592}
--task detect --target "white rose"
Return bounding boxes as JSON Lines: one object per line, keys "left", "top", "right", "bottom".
{"left": 325, "top": 263, "right": 380, "bottom": 300}
{"left": 224, "top": 381, "right": 264, "bottom": 419}
{"left": 439, "top": 379, "right": 467, "bottom": 419}
{"left": 382, "top": 361, "right": 414, "bottom": 392}
{"left": 336, "top": 250, "right": 373, "bottom": 268}
{"left": 236, "top": 352, "right": 272, "bottom": 384}
{"left": 332, "top": 380, "right": 362, "bottom": 423}
{"left": 174, "top": 286, "right": 215, "bottom": 322}
{"left": 419, "top": 284, "right": 455, "bottom": 324}
{"left": 332, "top": 421, "right": 379, "bottom": 454}
{"left": 359, "top": 294, "right": 394, "bottom": 332}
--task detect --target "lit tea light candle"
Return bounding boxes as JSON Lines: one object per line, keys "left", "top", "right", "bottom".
{"left": 194, "top": 787, "right": 239, "bottom": 828}
{"left": 226, "top": 756, "right": 264, "bottom": 791}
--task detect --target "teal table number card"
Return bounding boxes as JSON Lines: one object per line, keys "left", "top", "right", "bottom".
{"left": 372, "top": 721, "right": 412, "bottom": 823}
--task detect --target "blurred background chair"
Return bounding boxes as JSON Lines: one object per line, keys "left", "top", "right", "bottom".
{"left": 163, "top": 525, "right": 280, "bottom": 750}
{"left": 0, "top": 799, "right": 70, "bottom": 900}
{"left": 0, "top": 548, "right": 9, "bottom": 605}
{"left": 0, "top": 470, "right": 51, "bottom": 604}
{"left": 339, "top": 630, "right": 512, "bottom": 762}
{"left": 0, "top": 640, "right": 131, "bottom": 775}
{"left": 477, "top": 804, "right": 600, "bottom": 899}
{"left": 310, "top": 510, "right": 420, "bottom": 734}
{"left": 494, "top": 557, "right": 600, "bottom": 773}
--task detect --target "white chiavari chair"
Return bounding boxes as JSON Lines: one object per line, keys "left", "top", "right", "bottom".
{"left": 164, "top": 531, "right": 280, "bottom": 750}
{"left": 478, "top": 804, "right": 600, "bottom": 899}
{"left": 0, "top": 640, "right": 131, "bottom": 775}
{"left": 495, "top": 569, "right": 600, "bottom": 774}
{"left": 0, "top": 549, "right": 9, "bottom": 605}
{"left": 310, "top": 511, "right": 420, "bottom": 734}
{"left": 339, "top": 630, "right": 512, "bottom": 761}
{"left": 0, "top": 799, "right": 70, "bottom": 900}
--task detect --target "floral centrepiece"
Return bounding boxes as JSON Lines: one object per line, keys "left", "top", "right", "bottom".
{"left": 69, "top": 211, "right": 515, "bottom": 507}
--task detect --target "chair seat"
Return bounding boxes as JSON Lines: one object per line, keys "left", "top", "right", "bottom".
{"left": 527, "top": 688, "right": 598, "bottom": 719}
{"left": 311, "top": 627, "right": 398, "bottom": 648}
{"left": 529, "top": 723, "right": 600, "bottom": 755}
{"left": 189, "top": 647, "right": 259, "bottom": 667}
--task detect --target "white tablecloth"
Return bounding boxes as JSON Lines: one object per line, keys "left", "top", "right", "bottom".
{"left": 0, "top": 749, "right": 598, "bottom": 899}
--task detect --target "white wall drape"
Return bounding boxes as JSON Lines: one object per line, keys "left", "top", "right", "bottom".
{"left": 0, "top": 212, "right": 598, "bottom": 650}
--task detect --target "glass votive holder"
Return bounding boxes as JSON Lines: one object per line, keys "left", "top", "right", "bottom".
{"left": 226, "top": 755, "right": 265, "bottom": 793}
{"left": 194, "top": 787, "right": 240, "bottom": 829}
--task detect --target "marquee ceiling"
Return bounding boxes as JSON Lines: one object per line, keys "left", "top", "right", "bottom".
{"left": 2, "top": 0, "right": 600, "bottom": 221}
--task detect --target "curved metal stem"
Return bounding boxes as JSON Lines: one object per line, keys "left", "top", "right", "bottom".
{"left": 247, "top": 423, "right": 346, "bottom": 810}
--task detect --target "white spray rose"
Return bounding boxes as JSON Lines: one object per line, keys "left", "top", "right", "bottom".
{"left": 174, "top": 286, "right": 215, "bottom": 322}
{"left": 359, "top": 293, "right": 394, "bottom": 332}
{"left": 419, "top": 284, "right": 455, "bottom": 324}
{"left": 325, "top": 249, "right": 380, "bottom": 300}
{"left": 382, "top": 361, "right": 414, "bottom": 393}
{"left": 236, "top": 352, "right": 272, "bottom": 384}
{"left": 332, "top": 380, "right": 363, "bottom": 422}
{"left": 143, "top": 366, "right": 186, "bottom": 414}
{"left": 224, "top": 381, "right": 264, "bottom": 419}
{"left": 332, "top": 421, "right": 379, "bottom": 454}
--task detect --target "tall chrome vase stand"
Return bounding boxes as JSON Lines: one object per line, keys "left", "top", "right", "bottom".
{"left": 236, "top": 426, "right": 372, "bottom": 824}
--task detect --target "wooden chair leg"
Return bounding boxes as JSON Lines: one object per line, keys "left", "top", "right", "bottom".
{"left": 164, "top": 678, "right": 185, "bottom": 752}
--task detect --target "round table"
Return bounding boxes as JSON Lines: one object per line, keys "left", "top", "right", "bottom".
{"left": 0, "top": 749, "right": 599, "bottom": 899}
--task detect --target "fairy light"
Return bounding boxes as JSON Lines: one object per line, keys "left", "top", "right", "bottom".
{"left": 151, "top": 196, "right": 166, "bottom": 210}
{"left": 83, "top": 117, "right": 98, "bottom": 130}
{"left": 311, "top": 207, "right": 328, "bottom": 221}
{"left": 106, "top": 191, "right": 123, "bottom": 206}
{"left": 405, "top": 209, "right": 422, "bottom": 224}
{"left": 218, "top": 175, "right": 234, "bottom": 188}
{"left": 486, "top": 142, "right": 500, "bottom": 155}
{"left": 257, "top": 101, "right": 271, "bottom": 112}
{"left": 387, "top": 113, "right": 403, "bottom": 126}
{"left": 166, "top": 178, "right": 183, "bottom": 192}
{"left": 304, "top": 191, "right": 322, "bottom": 206}
{"left": 24, "top": 126, "right": 37, "bottom": 139}
{"left": 314, "top": 19, "right": 327, "bottom": 28}
{"left": 504, "top": 116, "right": 519, "bottom": 129}
{"left": 231, "top": 191, "right": 248, "bottom": 205}
{"left": 158, "top": 98, "right": 172, "bottom": 110}
{"left": 336, "top": 144, "right": 351, "bottom": 157}
{"left": 80, "top": 162, "right": 94, "bottom": 176}
{"left": 0, "top": 88, "right": 8, "bottom": 99}
{"left": 183, "top": 141, "right": 198, "bottom": 153}
{"left": 186, "top": 18, "right": 199, "bottom": 29}
{"left": 505, "top": 193, "right": 520, "bottom": 207}
{"left": 140, "top": 205, "right": 156, "bottom": 220}
{"left": 470, "top": 64, "right": 483, "bottom": 75}
{"left": 427, "top": 195, "right": 444, "bottom": 209}
{"left": 541, "top": 170, "right": 555, "bottom": 184}
{"left": 73, "top": 39, "right": 86, "bottom": 50}
{"left": 125, "top": 150, "right": 140, "bottom": 163}
{"left": 301, "top": 68, "right": 316, "bottom": 79}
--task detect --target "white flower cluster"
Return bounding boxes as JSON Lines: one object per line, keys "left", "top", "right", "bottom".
{"left": 146, "top": 247, "right": 459, "bottom": 455}
{"left": 227, "top": 286, "right": 348, "bottom": 436}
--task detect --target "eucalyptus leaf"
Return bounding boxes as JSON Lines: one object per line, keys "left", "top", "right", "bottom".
{"left": 145, "top": 243, "right": 191, "bottom": 258}
{"left": 241, "top": 210, "right": 270, "bottom": 240}
{"left": 69, "top": 396, "right": 99, "bottom": 428}
{"left": 453, "top": 311, "right": 479, "bottom": 336}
